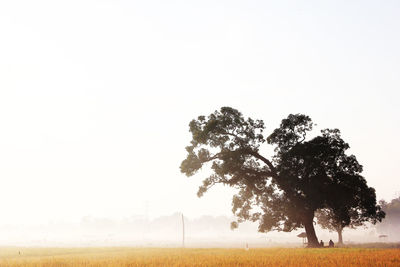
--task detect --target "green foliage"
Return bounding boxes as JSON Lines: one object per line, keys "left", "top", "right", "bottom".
{"left": 180, "top": 107, "right": 383, "bottom": 247}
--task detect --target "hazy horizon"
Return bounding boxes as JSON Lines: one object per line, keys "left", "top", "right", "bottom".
{"left": 0, "top": 0, "right": 399, "bottom": 237}
{"left": 0, "top": 212, "right": 393, "bottom": 247}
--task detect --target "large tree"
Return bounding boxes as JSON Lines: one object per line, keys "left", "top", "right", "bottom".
{"left": 180, "top": 107, "right": 383, "bottom": 247}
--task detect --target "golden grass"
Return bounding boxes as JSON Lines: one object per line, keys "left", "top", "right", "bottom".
{"left": 0, "top": 247, "right": 399, "bottom": 266}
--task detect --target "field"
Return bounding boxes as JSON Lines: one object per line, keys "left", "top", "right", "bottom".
{"left": 0, "top": 247, "right": 399, "bottom": 267}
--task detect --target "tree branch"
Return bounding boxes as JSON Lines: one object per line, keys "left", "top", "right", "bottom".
{"left": 248, "top": 151, "right": 278, "bottom": 178}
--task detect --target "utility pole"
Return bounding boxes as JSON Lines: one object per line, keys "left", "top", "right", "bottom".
{"left": 181, "top": 213, "right": 185, "bottom": 248}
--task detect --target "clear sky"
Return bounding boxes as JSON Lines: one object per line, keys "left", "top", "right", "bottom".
{"left": 0, "top": 0, "right": 399, "bottom": 225}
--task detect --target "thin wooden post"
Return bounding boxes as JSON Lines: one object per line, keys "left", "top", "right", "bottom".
{"left": 182, "top": 213, "right": 185, "bottom": 248}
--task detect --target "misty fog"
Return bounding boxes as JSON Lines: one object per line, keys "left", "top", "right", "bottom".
{"left": 1, "top": 0, "right": 399, "bottom": 251}
{"left": 0, "top": 213, "right": 393, "bottom": 247}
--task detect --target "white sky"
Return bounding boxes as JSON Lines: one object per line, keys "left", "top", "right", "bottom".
{"left": 0, "top": 0, "right": 399, "bottom": 225}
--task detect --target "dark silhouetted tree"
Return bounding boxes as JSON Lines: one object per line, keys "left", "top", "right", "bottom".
{"left": 316, "top": 206, "right": 383, "bottom": 245}
{"left": 180, "top": 107, "right": 383, "bottom": 247}
{"left": 313, "top": 134, "right": 385, "bottom": 245}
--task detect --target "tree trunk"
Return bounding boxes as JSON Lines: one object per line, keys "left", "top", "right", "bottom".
{"left": 304, "top": 215, "right": 320, "bottom": 247}
{"left": 337, "top": 227, "right": 343, "bottom": 245}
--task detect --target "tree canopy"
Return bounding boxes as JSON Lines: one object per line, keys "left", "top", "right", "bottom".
{"left": 315, "top": 173, "right": 385, "bottom": 245}
{"left": 180, "top": 107, "right": 383, "bottom": 247}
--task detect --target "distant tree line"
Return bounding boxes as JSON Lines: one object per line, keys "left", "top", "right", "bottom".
{"left": 376, "top": 196, "right": 400, "bottom": 239}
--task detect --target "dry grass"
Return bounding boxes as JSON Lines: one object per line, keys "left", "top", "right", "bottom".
{"left": 0, "top": 247, "right": 399, "bottom": 266}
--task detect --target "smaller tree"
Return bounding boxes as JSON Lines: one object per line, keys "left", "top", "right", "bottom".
{"left": 315, "top": 208, "right": 359, "bottom": 245}
{"left": 316, "top": 185, "right": 385, "bottom": 245}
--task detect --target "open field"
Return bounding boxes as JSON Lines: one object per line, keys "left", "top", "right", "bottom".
{"left": 0, "top": 247, "right": 399, "bottom": 267}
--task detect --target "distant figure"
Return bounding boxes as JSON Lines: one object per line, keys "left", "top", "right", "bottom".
{"left": 320, "top": 240, "right": 324, "bottom": 247}
{"left": 379, "top": 235, "right": 388, "bottom": 242}
{"left": 245, "top": 242, "right": 249, "bottom": 251}
{"left": 329, "top": 239, "right": 334, "bottom": 248}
